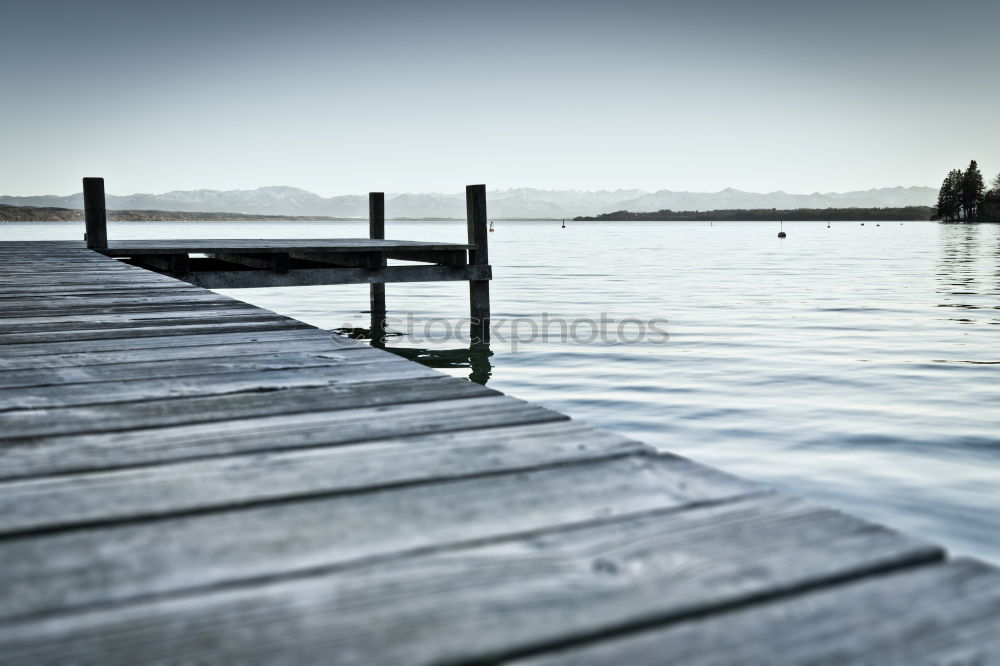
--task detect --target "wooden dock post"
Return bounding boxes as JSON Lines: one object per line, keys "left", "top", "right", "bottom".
{"left": 369, "top": 192, "right": 386, "bottom": 346}
{"left": 82, "top": 177, "right": 108, "bottom": 249}
{"left": 466, "top": 184, "right": 490, "bottom": 344}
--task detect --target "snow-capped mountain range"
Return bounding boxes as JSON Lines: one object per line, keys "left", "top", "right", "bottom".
{"left": 0, "top": 185, "right": 936, "bottom": 219}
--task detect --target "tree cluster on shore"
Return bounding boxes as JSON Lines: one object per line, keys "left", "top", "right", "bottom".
{"left": 573, "top": 206, "right": 933, "bottom": 222}
{"left": 936, "top": 160, "right": 1000, "bottom": 222}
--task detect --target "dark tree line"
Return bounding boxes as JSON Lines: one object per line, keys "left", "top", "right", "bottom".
{"left": 937, "top": 160, "right": 1000, "bottom": 221}
{"left": 575, "top": 206, "right": 934, "bottom": 222}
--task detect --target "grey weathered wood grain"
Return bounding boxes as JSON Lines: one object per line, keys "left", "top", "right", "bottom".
{"left": 0, "top": 320, "right": 313, "bottom": 345}
{"left": 514, "top": 558, "right": 1000, "bottom": 666}
{"left": 0, "top": 394, "right": 563, "bottom": 478}
{"left": 0, "top": 273, "right": 183, "bottom": 287}
{"left": 0, "top": 334, "right": 363, "bottom": 371}
{"left": 0, "top": 327, "right": 337, "bottom": 357}
{"left": 0, "top": 358, "right": 441, "bottom": 410}
{"left": 0, "top": 349, "right": 398, "bottom": 389}
{"left": 0, "top": 454, "right": 761, "bottom": 623}
{"left": 0, "top": 376, "right": 495, "bottom": 442}
{"left": 0, "top": 292, "right": 236, "bottom": 314}
{"left": 0, "top": 421, "right": 648, "bottom": 535}
{"left": 0, "top": 493, "right": 952, "bottom": 665}
{"left": 0, "top": 309, "right": 290, "bottom": 334}
{"left": 0, "top": 282, "right": 194, "bottom": 296}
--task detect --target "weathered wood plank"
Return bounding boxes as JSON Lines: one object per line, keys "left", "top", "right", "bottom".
{"left": 0, "top": 493, "right": 951, "bottom": 665}
{"left": 0, "top": 292, "right": 237, "bottom": 314}
{"left": 0, "top": 376, "right": 493, "bottom": 442}
{"left": 0, "top": 320, "right": 313, "bottom": 345}
{"left": 0, "top": 349, "right": 398, "bottom": 389}
{"left": 515, "top": 559, "right": 1000, "bottom": 666}
{"left": 0, "top": 327, "right": 339, "bottom": 357}
{"left": 100, "top": 239, "right": 475, "bottom": 253}
{"left": 0, "top": 421, "right": 648, "bottom": 535}
{"left": 0, "top": 302, "right": 273, "bottom": 321}
{"left": 0, "top": 454, "right": 760, "bottom": 623}
{"left": 173, "top": 264, "right": 491, "bottom": 289}
{"left": 0, "top": 283, "right": 194, "bottom": 296}
{"left": 0, "top": 394, "right": 562, "bottom": 478}
{"left": 0, "top": 272, "right": 183, "bottom": 286}
{"left": 0, "top": 334, "right": 363, "bottom": 371}
{"left": 0, "top": 358, "right": 441, "bottom": 411}
{"left": 0, "top": 309, "right": 290, "bottom": 333}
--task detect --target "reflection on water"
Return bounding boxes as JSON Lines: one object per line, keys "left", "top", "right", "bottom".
{"left": 334, "top": 325, "right": 494, "bottom": 385}
{"left": 936, "top": 223, "right": 1000, "bottom": 327}
{"left": 383, "top": 343, "right": 494, "bottom": 385}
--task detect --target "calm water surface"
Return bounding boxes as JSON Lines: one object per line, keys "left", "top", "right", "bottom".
{"left": 5, "top": 219, "right": 999, "bottom": 562}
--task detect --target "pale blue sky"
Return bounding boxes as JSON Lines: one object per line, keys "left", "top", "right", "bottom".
{"left": 2, "top": 0, "right": 998, "bottom": 196}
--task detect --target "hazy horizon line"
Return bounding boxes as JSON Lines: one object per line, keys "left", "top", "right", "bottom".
{"left": 4, "top": 183, "right": 938, "bottom": 199}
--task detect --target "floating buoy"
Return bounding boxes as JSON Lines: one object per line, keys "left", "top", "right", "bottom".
{"left": 561, "top": 219, "right": 566, "bottom": 229}
{"left": 489, "top": 220, "right": 495, "bottom": 233}
{"left": 861, "top": 223, "right": 865, "bottom": 226}
{"left": 876, "top": 223, "right": 880, "bottom": 227}
{"left": 778, "top": 221, "right": 786, "bottom": 238}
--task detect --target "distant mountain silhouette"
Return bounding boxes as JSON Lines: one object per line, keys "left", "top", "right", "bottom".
{"left": 0, "top": 185, "right": 937, "bottom": 219}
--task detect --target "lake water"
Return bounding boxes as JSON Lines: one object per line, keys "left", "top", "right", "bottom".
{"left": 4, "top": 219, "right": 999, "bottom": 563}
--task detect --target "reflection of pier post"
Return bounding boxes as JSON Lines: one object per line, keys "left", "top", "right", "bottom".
{"left": 466, "top": 185, "right": 490, "bottom": 344}
{"left": 381, "top": 343, "right": 493, "bottom": 385}
{"left": 369, "top": 192, "right": 386, "bottom": 347}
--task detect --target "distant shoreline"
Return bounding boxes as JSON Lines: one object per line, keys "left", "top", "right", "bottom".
{"left": 574, "top": 206, "right": 935, "bottom": 222}
{"left": 1, "top": 203, "right": 943, "bottom": 223}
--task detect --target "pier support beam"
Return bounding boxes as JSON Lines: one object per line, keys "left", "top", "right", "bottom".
{"left": 369, "top": 192, "right": 386, "bottom": 347}
{"left": 466, "top": 184, "right": 490, "bottom": 344}
{"left": 83, "top": 177, "right": 108, "bottom": 249}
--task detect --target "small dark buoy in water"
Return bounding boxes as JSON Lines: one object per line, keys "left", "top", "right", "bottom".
{"left": 876, "top": 223, "right": 880, "bottom": 227}
{"left": 777, "top": 220, "right": 786, "bottom": 238}
{"left": 561, "top": 219, "right": 566, "bottom": 229}
{"left": 489, "top": 220, "right": 495, "bottom": 233}
{"left": 861, "top": 223, "right": 865, "bottom": 226}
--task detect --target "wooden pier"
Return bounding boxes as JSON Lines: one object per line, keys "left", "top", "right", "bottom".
{"left": 1, "top": 184, "right": 999, "bottom": 664}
